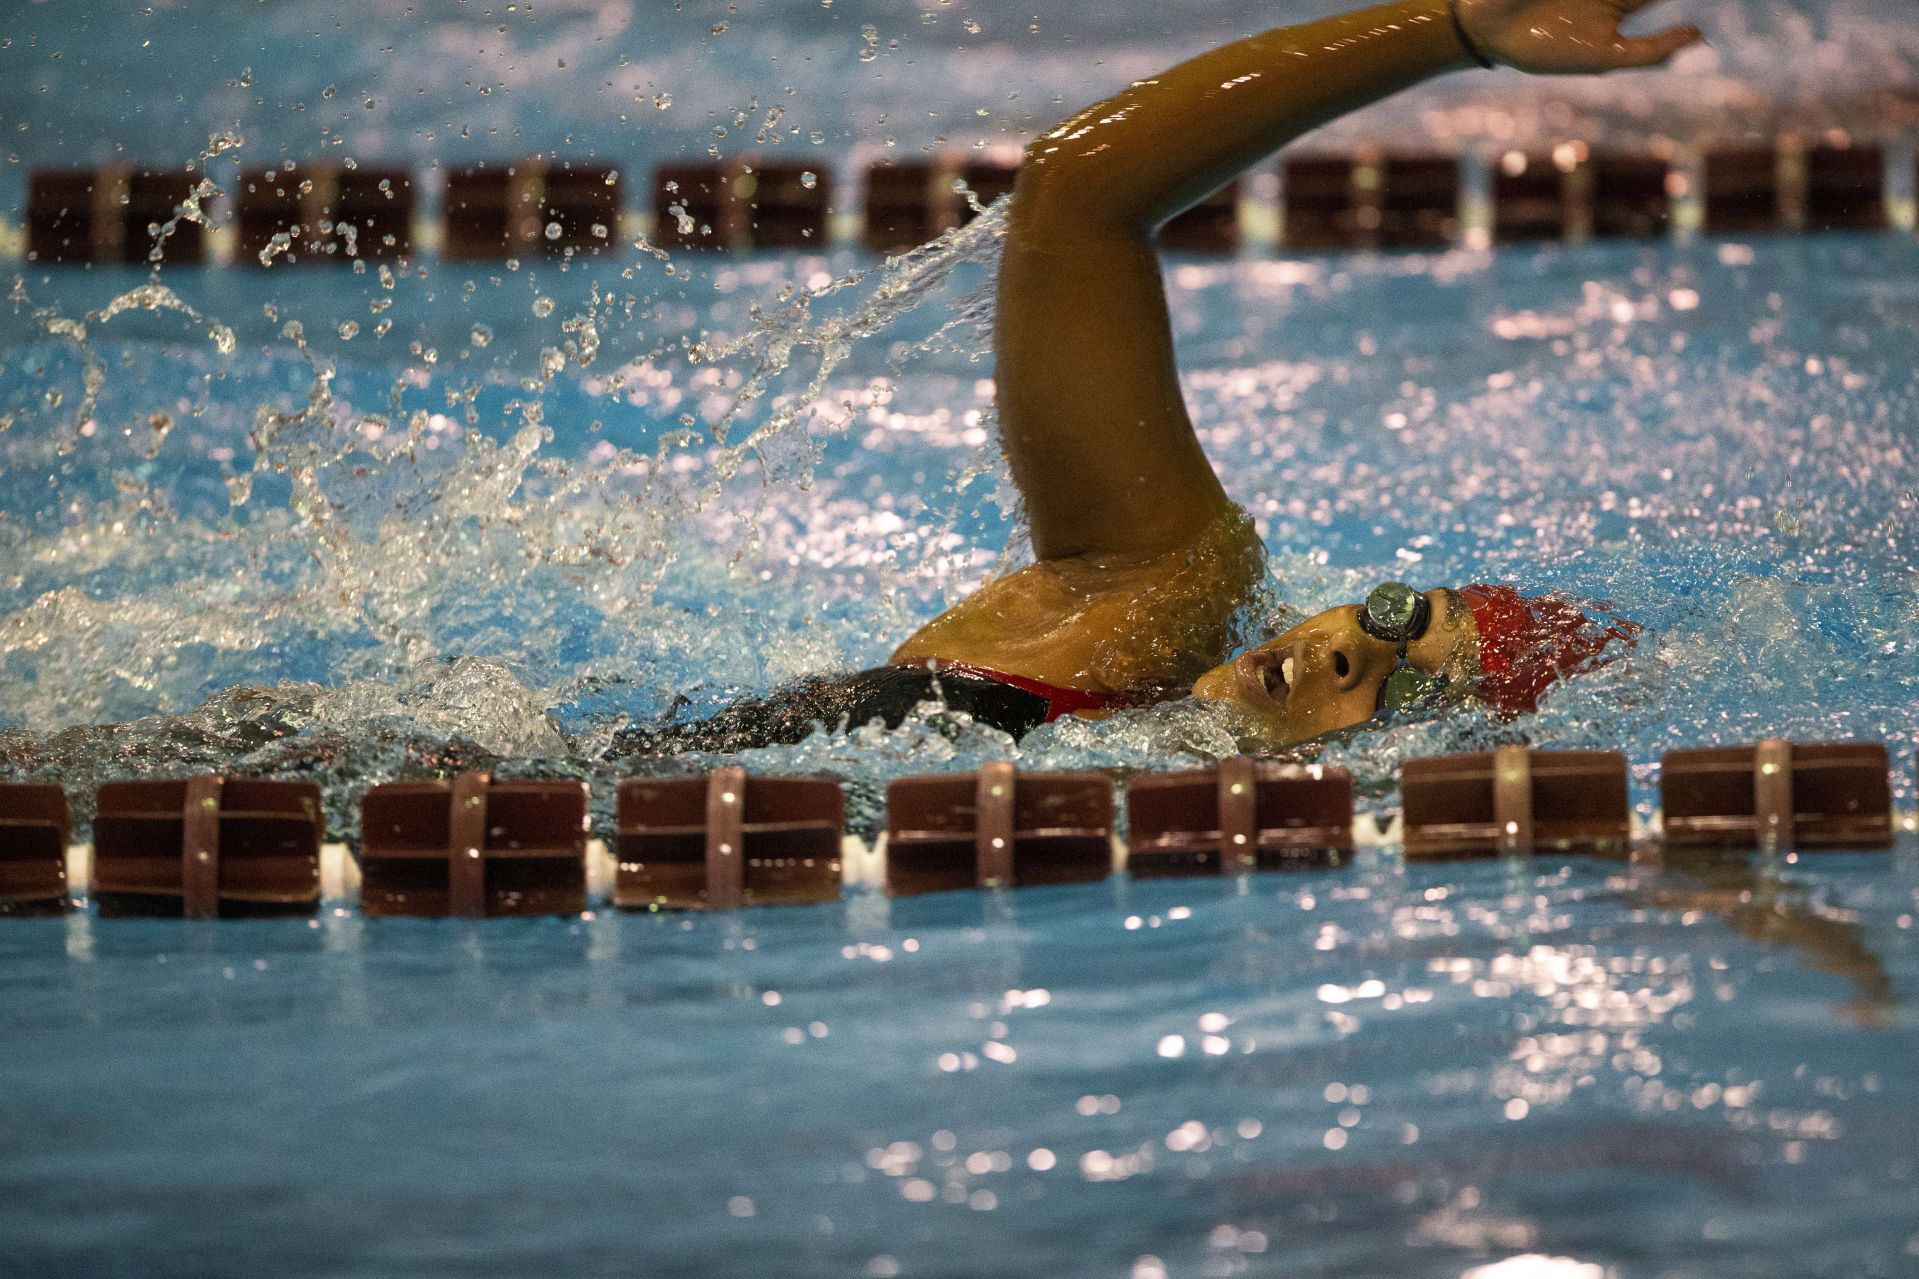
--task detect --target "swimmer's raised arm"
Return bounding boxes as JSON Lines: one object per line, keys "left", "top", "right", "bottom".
{"left": 998, "top": 0, "right": 1702, "bottom": 562}
{"left": 1019, "top": 0, "right": 1701, "bottom": 230}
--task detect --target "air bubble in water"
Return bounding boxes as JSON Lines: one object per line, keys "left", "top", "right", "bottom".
{"left": 471, "top": 324, "right": 494, "bottom": 348}
{"left": 859, "top": 24, "right": 879, "bottom": 60}
{"left": 339, "top": 320, "right": 360, "bottom": 340}
{"left": 533, "top": 297, "right": 555, "bottom": 318}
{"left": 800, "top": 172, "right": 817, "bottom": 189}
{"left": 653, "top": 92, "right": 672, "bottom": 109}
{"left": 545, "top": 221, "right": 563, "bottom": 241}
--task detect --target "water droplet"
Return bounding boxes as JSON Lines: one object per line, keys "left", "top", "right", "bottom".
{"left": 653, "top": 92, "right": 672, "bottom": 110}
{"left": 339, "top": 320, "right": 360, "bottom": 340}
{"left": 800, "top": 171, "right": 817, "bottom": 189}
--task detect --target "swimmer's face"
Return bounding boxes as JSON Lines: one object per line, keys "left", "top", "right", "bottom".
{"left": 1190, "top": 588, "right": 1477, "bottom": 747}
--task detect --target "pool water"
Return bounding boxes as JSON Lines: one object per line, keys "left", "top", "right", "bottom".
{"left": 2, "top": 847, "right": 1915, "bottom": 1278}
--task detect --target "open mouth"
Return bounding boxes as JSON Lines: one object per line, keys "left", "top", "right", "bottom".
{"left": 1236, "top": 642, "right": 1303, "bottom": 709}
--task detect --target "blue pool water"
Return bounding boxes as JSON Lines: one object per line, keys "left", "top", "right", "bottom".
{"left": 3, "top": 851, "right": 1915, "bottom": 1277}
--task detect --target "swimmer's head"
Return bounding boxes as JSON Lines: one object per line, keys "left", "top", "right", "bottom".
{"left": 1191, "top": 584, "right": 1477, "bottom": 745}
{"left": 1190, "top": 582, "right": 1641, "bottom": 748}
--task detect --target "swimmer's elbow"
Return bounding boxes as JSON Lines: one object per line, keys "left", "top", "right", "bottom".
{"left": 1011, "top": 142, "right": 1151, "bottom": 238}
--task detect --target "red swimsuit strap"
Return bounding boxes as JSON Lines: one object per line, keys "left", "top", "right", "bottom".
{"left": 897, "top": 658, "right": 1142, "bottom": 724}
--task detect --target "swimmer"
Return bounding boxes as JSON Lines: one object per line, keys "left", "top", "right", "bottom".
{"left": 628, "top": 0, "right": 1687, "bottom": 755}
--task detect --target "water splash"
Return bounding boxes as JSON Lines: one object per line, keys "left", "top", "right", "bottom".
{"left": 4, "top": 156, "right": 1919, "bottom": 823}
{"left": 0, "top": 161, "right": 1021, "bottom": 799}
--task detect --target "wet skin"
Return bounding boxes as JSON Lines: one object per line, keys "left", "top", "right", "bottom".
{"left": 1190, "top": 588, "right": 1481, "bottom": 743}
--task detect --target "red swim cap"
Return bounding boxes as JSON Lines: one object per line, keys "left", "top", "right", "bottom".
{"left": 1460, "top": 583, "right": 1641, "bottom": 715}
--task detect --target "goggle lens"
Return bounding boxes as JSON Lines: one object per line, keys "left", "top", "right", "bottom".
{"left": 1365, "top": 582, "right": 1447, "bottom": 717}
{"left": 1361, "top": 581, "right": 1429, "bottom": 645}
{"left": 1378, "top": 664, "right": 1445, "bottom": 714}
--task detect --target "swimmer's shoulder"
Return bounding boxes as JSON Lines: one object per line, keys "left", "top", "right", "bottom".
{"left": 889, "top": 505, "right": 1265, "bottom": 694}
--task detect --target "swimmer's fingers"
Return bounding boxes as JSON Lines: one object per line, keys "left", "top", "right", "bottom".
{"left": 1606, "top": 22, "right": 1705, "bottom": 68}
{"left": 1461, "top": 0, "right": 1704, "bottom": 74}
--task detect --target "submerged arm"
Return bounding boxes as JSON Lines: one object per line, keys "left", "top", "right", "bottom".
{"left": 999, "top": 0, "right": 1701, "bottom": 562}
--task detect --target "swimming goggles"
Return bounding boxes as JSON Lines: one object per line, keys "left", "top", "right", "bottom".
{"left": 1358, "top": 581, "right": 1450, "bottom": 717}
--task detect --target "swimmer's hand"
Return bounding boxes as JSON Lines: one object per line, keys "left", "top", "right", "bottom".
{"left": 1458, "top": 0, "right": 1704, "bottom": 73}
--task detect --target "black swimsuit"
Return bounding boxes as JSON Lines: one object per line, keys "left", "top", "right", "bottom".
{"left": 609, "top": 664, "right": 1053, "bottom": 756}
